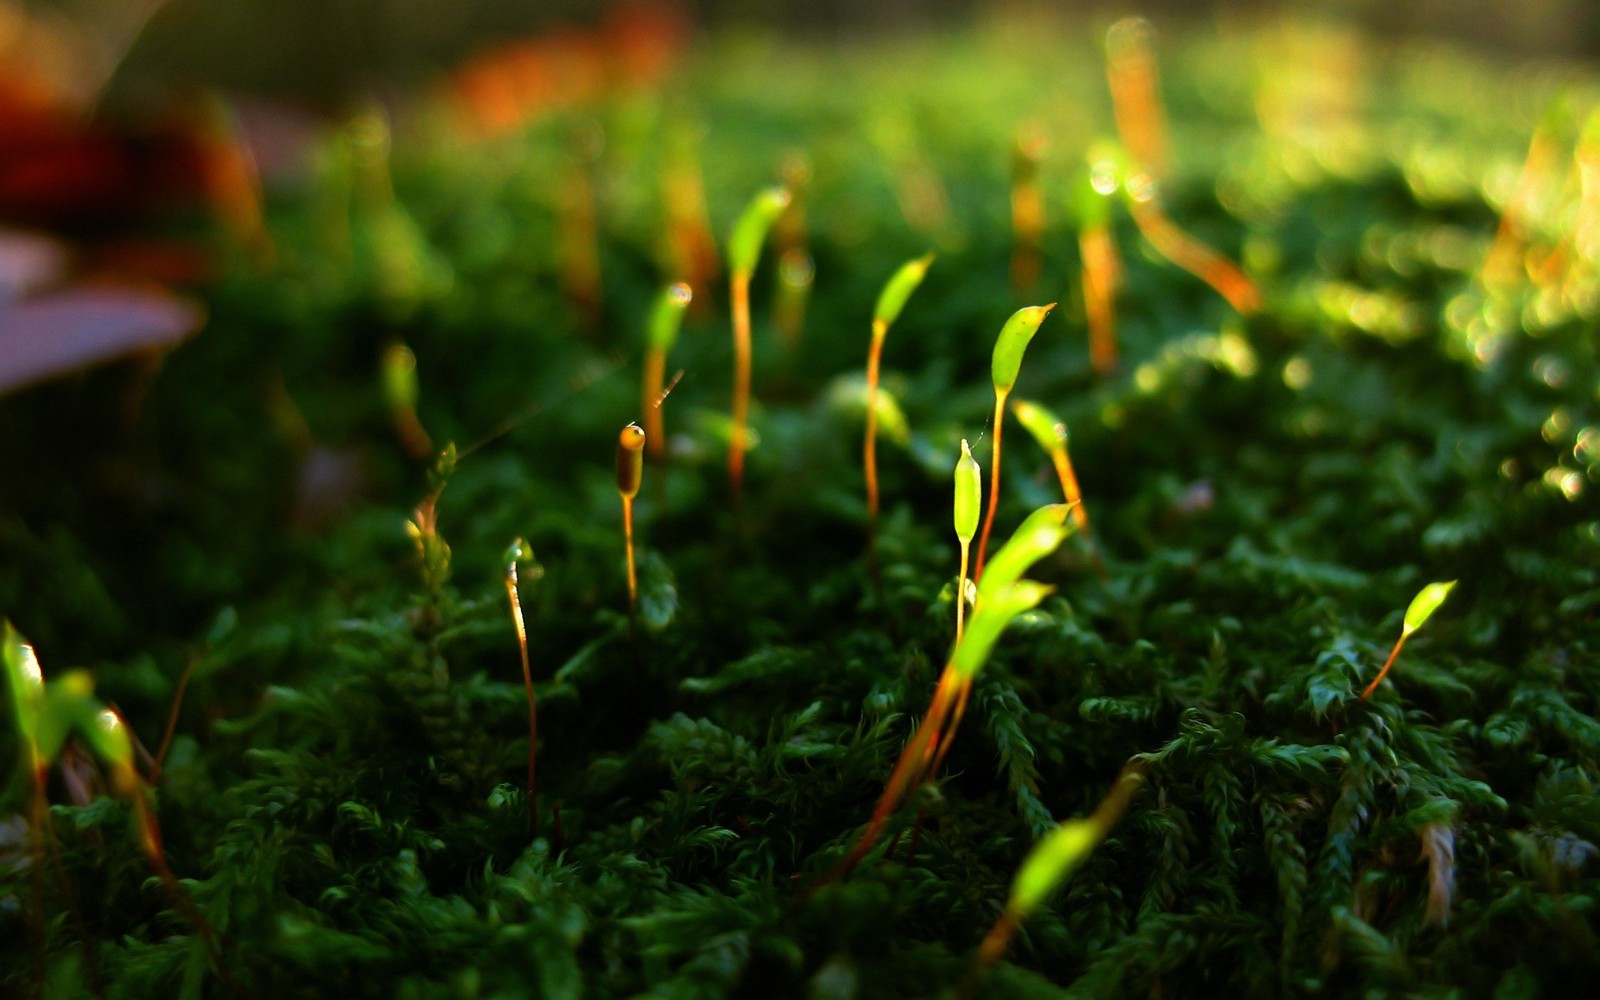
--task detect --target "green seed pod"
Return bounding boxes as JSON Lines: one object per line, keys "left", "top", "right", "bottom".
{"left": 382, "top": 343, "right": 420, "bottom": 412}
{"left": 648, "top": 282, "right": 694, "bottom": 353}
{"left": 616, "top": 423, "right": 646, "bottom": 499}
{"left": 728, "top": 186, "right": 791, "bottom": 277}
{"left": 77, "top": 703, "right": 134, "bottom": 772}
{"left": 978, "top": 503, "right": 1072, "bottom": 601}
{"left": 1011, "top": 398, "right": 1068, "bottom": 455}
{"left": 991, "top": 304, "right": 1056, "bottom": 394}
{"left": 1402, "top": 580, "right": 1457, "bottom": 636}
{"left": 954, "top": 439, "right": 981, "bottom": 544}
{"left": 2, "top": 621, "right": 43, "bottom": 748}
{"left": 873, "top": 253, "right": 935, "bottom": 332}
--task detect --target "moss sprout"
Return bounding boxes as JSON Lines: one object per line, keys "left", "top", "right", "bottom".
{"left": 973, "top": 304, "right": 1056, "bottom": 582}
{"left": 726, "top": 185, "right": 791, "bottom": 503}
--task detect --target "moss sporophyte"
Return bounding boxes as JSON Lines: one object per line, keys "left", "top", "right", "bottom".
{"left": 865, "top": 253, "right": 934, "bottom": 591}
{"left": 502, "top": 539, "right": 539, "bottom": 834}
{"left": 726, "top": 185, "right": 790, "bottom": 505}
{"left": 973, "top": 304, "right": 1055, "bottom": 583}
{"left": 641, "top": 283, "right": 692, "bottom": 464}
{"left": 3, "top": 623, "right": 236, "bottom": 993}
{"left": 953, "top": 439, "right": 981, "bottom": 642}
{"left": 1361, "top": 580, "right": 1457, "bottom": 700}
{"left": 617, "top": 422, "right": 646, "bottom": 629}
{"left": 805, "top": 505, "right": 1074, "bottom": 896}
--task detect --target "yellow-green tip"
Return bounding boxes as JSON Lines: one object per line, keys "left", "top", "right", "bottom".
{"left": 873, "top": 253, "right": 935, "bottom": 332}
{"left": 991, "top": 304, "right": 1056, "bottom": 393}
{"left": 728, "top": 186, "right": 792, "bottom": 276}
{"left": 1402, "top": 580, "right": 1457, "bottom": 636}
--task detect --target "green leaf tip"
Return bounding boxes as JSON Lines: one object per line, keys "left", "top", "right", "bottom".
{"left": 728, "top": 186, "right": 792, "bottom": 277}
{"left": 1402, "top": 580, "right": 1457, "bottom": 635}
{"left": 382, "top": 343, "right": 420, "bottom": 411}
{"left": 991, "top": 304, "right": 1056, "bottom": 393}
{"left": 978, "top": 503, "right": 1072, "bottom": 601}
{"left": 1007, "top": 767, "right": 1145, "bottom": 918}
{"left": 873, "top": 253, "right": 935, "bottom": 332}
{"left": 952, "top": 580, "right": 1054, "bottom": 680}
{"left": 1011, "top": 398, "right": 1068, "bottom": 454}
{"left": 954, "top": 439, "right": 981, "bottom": 544}
{"left": 648, "top": 282, "right": 693, "bottom": 352}
{"left": 3, "top": 620, "right": 44, "bottom": 747}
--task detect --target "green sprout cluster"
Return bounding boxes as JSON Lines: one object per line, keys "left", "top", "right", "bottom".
{"left": 3, "top": 15, "right": 1600, "bottom": 1000}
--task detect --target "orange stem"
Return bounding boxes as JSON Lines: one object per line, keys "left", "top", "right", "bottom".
{"left": 1360, "top": 633, "right": 1408, "bottom": 700}
{"left": 729, "top": 271, "right": 752, "bottom": 504}
{"left": 1081, "top": 223, "right": 1120, "bottom": 375}
{"left": 1128, "top": 199, "right": 1260, "bottom": 315}
{"left": 505, "top": 572, "right": 538, "bottom": 834}
{"left": 973, "top": 392, "right": 1008, "bottom": 583}
{"left": 642, "top": 349, "right": 666, "bottom": 460}
{"left": 864, "top": 321, "right": 887, "bottom": 595}
{"left": 624, "top": 496, "right": 638, "bottom": 624}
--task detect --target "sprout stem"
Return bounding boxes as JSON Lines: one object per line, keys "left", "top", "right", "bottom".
{"left": 973, "top": 391, "right": 1009, "bottom": 582}
{"left": 1081, "top": 221, "right": 1120, "bottom": 375}
{"left": 1127, "top": 192, "right": 1260, "bottom": 314}
{"left": 729, "top": 270, "right": 753, "bottom": 504}
{"left": 504, "top": 558, "right": 538, "bottom": 835}
{"left": 864, "top": 318, "right": 888, "bottom": 595}
{"left": 1360, "top": 634, "right": 1407, "bottom": 701}
{"left": 956, "top": 544, "right": 970, "bottom": 642}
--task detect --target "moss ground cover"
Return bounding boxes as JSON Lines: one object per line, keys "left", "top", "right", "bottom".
{"left": 3, "top": 16, "right": 1600, "bottom": 998}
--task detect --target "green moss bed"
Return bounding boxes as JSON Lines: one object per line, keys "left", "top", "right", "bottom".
{"left": 4, "top": 18, "right": 1600, "bottom": 999}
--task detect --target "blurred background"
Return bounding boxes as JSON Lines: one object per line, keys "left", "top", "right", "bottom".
{"left": 26, "top": 0, "right": 1600, "bottom": 114}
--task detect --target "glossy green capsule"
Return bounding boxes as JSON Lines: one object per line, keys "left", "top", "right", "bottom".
{"left": 991, "top": 304, "right": 1055, "bottom": 393}
{"left": 616, "top": 423, "right": 646, "bottom": 500}
{"left": 1011, "top": 399, "right": 1067, "bottom": 453}
{"left": 954, "top": 439, "right": 981, "bottom": 544}
{"left": 728, "top": 186, "right": 792, "bottom": 277}
{"left": 873, "top": 253, "right": 935, "bottom": 332}
{"left": 1403, "top": 580, "right": 1457, "bottom": 635}
{"left": 647, "top": 282, "right": 694, "bottom": 354}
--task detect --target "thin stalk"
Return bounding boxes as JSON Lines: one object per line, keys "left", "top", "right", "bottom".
{"left": 1081, "top": 221, "right": 1120, "bottom": 375}
{"left": 151, "top": 654, "right": 199, "bottom": 781}
{"left": 729, "top": 270, "right": 752, "bottom": 503}
{"left": 973, "top": 391, "right": 1009, "bottom": 583}
{"left": 617, "top": 423, "right": 646, "bottom": 640}
{"left": 1360, "top": 635, "right": 1407, "bottom": 701}
{"left": 641, "top": 349, "right": 667, "bottom": 460}
{"left": 504, "top": 557, "right": 537, "bottom": 835}
{"left": 864, "top": 318, "right": 888, "bottom": 593}
{"left": 1127, "top": 192, "right": 1260, "bottom": 314}
{"left": 955, "top": 544, "right": 970, "bottom": 642}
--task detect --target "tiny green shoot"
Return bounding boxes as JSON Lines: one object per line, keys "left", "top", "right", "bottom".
{"left": 971, "top": 764, "right": 1146, "bottom": 976}
{"left": 1011, "top": 398, "right": 1104, "bottom": 575}
{"left": 382, "top": 342, "right": 433, "bottom": 459}
{"left": 727, "top": 185, "right": 791, "bottom": 502}
{"left": 865, "top": 253, "right": 934, "bottom": 587}
{"left": 953, "top": 439, "right": 981, "bottom": 641}
{"left": 973, "top": 304, "right": 1056, "bottom": 582}
{"left": 1361, "top": 580, "right": 1457, "bottom": 700}
{"left": 642, "top": 282, "right": 693, "bottom": 461}
{"left": 806, "top": 505, "right": 1071, "bottom": 895}
{"left": 503, "top": 538, "right": 539, "bottom": 834}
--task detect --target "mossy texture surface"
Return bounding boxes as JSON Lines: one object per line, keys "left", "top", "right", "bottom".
{"left": 3, "top": 20, "right": 1600, "bottom": 1000}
